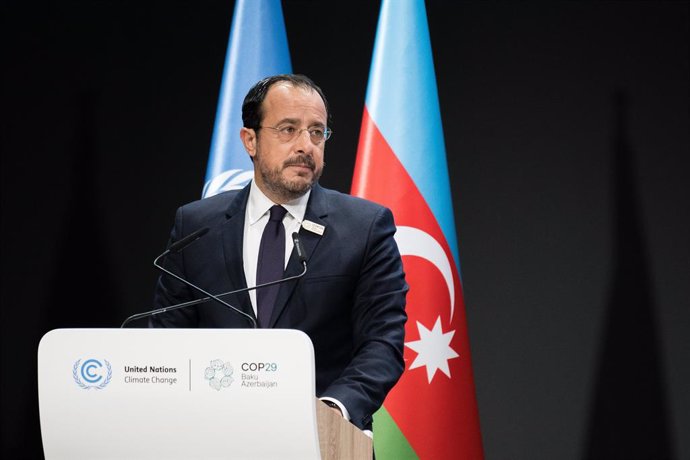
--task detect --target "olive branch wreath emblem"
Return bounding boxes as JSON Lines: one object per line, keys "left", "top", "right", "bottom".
{"left": 73, "top": 359, "right": 112, "bottom": 389}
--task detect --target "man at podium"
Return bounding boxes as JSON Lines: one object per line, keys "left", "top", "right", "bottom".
{"left": 150, "top": 74, "right": 408, "bottom": 433}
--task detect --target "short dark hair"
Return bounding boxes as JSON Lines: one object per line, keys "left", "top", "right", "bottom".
{"left": 241, "top": 74, "right": 331, "bottom": 130}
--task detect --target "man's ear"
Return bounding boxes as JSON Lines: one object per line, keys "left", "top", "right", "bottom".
{"left": 240, "top": 127, "right": 257, "bottom": 159}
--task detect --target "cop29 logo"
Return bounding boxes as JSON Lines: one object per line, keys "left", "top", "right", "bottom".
{"left": 73, "top": 358, "right": 112, "bottom": 390}
{"left": 204, "top": 359, "right": 234, "bottom": 391}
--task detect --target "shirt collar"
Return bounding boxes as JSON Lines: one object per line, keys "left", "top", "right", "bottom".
{"left": 247, "top": 180, "right": 310, "bottom": 226}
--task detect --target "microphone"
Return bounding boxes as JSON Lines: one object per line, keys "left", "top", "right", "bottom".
{"left": 150, "top": 227, "right": 257, "bottom": 328}
{"left": 292, "top": 232, "right": 307, "bottom": 264}
{"left": 120, "top": 232, "right": 308, "bottom": 328}
{"left": 166, "top": 226, "right": 209, "bottom": 253}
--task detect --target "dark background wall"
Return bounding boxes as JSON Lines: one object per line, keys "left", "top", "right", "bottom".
{"left": 2, "top": 1, "right": 688, "bottom": 459}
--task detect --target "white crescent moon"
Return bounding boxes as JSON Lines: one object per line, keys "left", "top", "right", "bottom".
{"left": 394, "top": 226, "right": 456, "bottom": 320}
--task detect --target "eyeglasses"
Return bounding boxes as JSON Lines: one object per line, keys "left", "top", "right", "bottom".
{"left": 258, "top": 125, "right": 333, "bottom": 144}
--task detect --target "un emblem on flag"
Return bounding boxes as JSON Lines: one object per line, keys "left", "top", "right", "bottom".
{"left": 202, "top": 169, "right": 254, "bottom": 198}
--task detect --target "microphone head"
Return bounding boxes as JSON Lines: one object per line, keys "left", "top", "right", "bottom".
{"left": 168, "top": 227, "right": 210, "bottom": 253}
{"left": 292, "top": 232, "right": 307, "bottom": 264}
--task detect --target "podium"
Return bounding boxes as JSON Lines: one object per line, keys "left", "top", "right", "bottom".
{"left": 38, "top": 328, "right": 372, "bottom": 459}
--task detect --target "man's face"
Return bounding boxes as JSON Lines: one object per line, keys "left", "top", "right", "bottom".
{"left": 241, "top": 82, "right": 327, "bottom": 203}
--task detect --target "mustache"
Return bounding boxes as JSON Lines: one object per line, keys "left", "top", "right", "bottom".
{"left": 283, "top": 155, "right": 316, "bottom": 170}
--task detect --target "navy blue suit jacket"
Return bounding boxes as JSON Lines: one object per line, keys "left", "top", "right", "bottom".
{"left": 151, "top": 183, "right": 408, "bottom": 430}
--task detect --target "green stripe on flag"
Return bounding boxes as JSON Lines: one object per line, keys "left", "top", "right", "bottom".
{"left": 373, "top": 405, "right": 418, "bottom": 459}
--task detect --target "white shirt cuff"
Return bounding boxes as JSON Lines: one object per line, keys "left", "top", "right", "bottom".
{"left": 319, "top": 397, "right": 350, "bottom": 421}
{"left": 318, "top": 397, "right": 372, "bottom": 438}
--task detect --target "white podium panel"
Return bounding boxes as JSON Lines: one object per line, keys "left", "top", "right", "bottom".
{"left": 38, "top": 328, "right": 320, "bottom": 460}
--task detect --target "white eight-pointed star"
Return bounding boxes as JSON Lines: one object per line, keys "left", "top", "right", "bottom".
{"left": 405, "top": 316, "right": 460, "bottom": 383}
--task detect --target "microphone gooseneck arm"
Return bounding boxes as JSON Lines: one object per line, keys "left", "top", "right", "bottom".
{"left": 150, "top": 253, "right": 258, "bottom": 328}
{"left": 120, "top": 231, "right": 309, "bottom": 328}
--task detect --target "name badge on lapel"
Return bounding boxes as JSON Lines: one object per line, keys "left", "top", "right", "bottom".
{"left": 301, "top": 220, "right": 325, "bottom": 236}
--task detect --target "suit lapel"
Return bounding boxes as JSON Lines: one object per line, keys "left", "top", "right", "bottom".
{"left": 268, "top": 184, "right": 328, "bottom": 327}
{"left": 220, "top": 185, "right": 256, "bottom": 323}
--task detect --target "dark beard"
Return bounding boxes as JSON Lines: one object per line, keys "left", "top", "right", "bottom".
{"left": 257, "top": 153, "right": 323, "bottom": 202}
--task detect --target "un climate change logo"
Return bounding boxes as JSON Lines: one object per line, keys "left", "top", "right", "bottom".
{"left": 73, "top": 358, "right": 112, "bottom": 389}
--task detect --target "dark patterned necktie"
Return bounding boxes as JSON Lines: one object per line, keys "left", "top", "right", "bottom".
{"left": 256, "top": 205, "right": 287, "bottom": 327}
